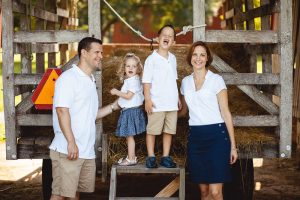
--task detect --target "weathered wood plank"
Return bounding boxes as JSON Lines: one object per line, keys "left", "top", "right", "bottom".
{"left": 14, "top": 43, "right": 59, "bottom": 54}
{"left": 17, "top": 114, "right": 52, "bottom": 126}
{"left": 279, "top": 0, "right": 293, "bottom": 158}
{"left": 56, "top": 7, "right": 69, "bottom": 18}
{"left": 225, "top": 8, "right": 234, "bottom": 20}
{"left": 36, "top": 0, "right": 46, "bottom": 74}
{"left": 11, "top": 0, "right": 58, "bottom": 22}
{"left": 14, "top": 74, "right": 43, "bottom": 85}
{"left": 14, "top": 30, "right": 89, "bottom": 43}
{"left": 60, "top": 55, "right": 79, "bottom": 71}
{"left": 193, "top": 0, "right": 205, "bottom": 41}
{"left": 233, "top": 2, "right": 279, "bottom": 24}
{"left": 212, "top": 55, "right": 279, "bottom": 114}
{"left": 155, "top": 177, "right": 179, "bottom": 197}
{"left": 88, "top": 0, "right": 101, "bottom": 38}
{"left": 205, "top": 30, "right": 278, "bottom": 43}
{"left": 2, "top": 0, "right": 17, "bottom": 160}
{"left": 101, "top": 133, "right": 108, "bottom": 182}
{"left": 114, "top": 164, "right": 182, "bottom": 174}
{"left": 15, "top": 94, "right": 34, "bottom": 114}
{"left": 109, "top": 167, "right": 117, "bottom": 200}
{"left": 233, "top": 115, "right": 279, "bottom": 126}
{"left": 221, "top": 73, "right": 279, "bottom": 85}
{"left": 246, "top": 0, "right": 255, "bottom": 30}
{"left": 46, "top": 0, "right": 57, "bottom": 68}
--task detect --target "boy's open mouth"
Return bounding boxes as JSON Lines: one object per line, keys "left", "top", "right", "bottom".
{"left": 163, "top": 39, "right": 169, "bottom": 45}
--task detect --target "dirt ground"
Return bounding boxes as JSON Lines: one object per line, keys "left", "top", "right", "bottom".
{"left": 0, "top": 140, "right": 300, "bottom": 200}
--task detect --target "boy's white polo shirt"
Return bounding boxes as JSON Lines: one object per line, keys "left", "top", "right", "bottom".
{"left": 50, "top": 64, "right": 99, "bottom": 159}
{"left": 180, "top": 70, "right": 226, "bottom": 126}
{"left": 142, "top": 50, "right": 178, "bottom": 112}
{"left": 118, "top": 75, "right": 144, "bottom": 108}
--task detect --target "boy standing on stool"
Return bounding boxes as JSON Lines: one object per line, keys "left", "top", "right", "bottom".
{"left": 142, "top": 24, "right": 181, "bottom": 168}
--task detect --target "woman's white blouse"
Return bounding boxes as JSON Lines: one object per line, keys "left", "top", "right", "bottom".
{"left": 118, "top": 75, "right": 144, "bottom": 108}
{"left": 180, "top": 70, "right": 227, "bottom": 126}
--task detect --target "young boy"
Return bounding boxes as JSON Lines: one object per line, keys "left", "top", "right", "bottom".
{"left": 142, "top": 24, "right": 180, "bottom": 168}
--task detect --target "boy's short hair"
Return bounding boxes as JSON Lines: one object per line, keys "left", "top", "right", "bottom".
{"left": 158, "top": 24, "right": 176, "bottom": 40}
{"left": 186, "top": 41, "right": 213, "bottom": 68}
{"left": 78, "top": 37, "right": 102, "bottom": 58}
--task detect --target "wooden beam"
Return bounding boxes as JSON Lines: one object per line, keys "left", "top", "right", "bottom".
{"left": 14, "top": 30, "right": 89, "bottom": 43}
{"left": 17, "top": 114, "right": 52, "bottom": 126}
{"left": 15, "top": 94, "right": 34, "bottom": 114}
{"left": 14, "top": 43, "right": 59, "bottom": 54}
{"left": 88, "top": 0, "right": 101, "bottom": 38}
{"left": 56, "top": 7, "right": 69, "bottom": 18}
{"left": 2, "top": 0, "right": 17, "bottom": 160}
{"left": 14, "top": 74, "right": 43, "bottom": 85}
{"left": 225, "top": 8, "right": 234, "bottom": 20}
{"left": 212, "top": 54, "right": 279, "bottom": 115}
{"left": 279, "top": 0, "right": 293, "bottom": 158}
{"left": 11, "top": 0, "right": 58, "bottom": 22}
{"left": 205, "top": 30, "right": 278, "bottom": 43}
{"left": 155, "top": 177, "right": 179, "bottom": 197}
{"left": 233, "top": 115, "right": 279, "bottom": 126}
{"left": 233, "top": 2, "right": 279, "bottom": 24}
{"left": 221, "top": 73, "right": 279, "bottom": 85}
{"left": 60, "top": 55, "right": 79, "bottom": 72}
{"left": 193, "top": 0, "right": 205, "bottom": 41}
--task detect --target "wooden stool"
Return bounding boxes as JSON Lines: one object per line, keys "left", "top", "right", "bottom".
{"left": 109, "top": 164, "right": 185, "bottom": 200}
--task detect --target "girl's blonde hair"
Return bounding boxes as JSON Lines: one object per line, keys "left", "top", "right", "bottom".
{"left": 116, "top": 53, "right": 143, "bottom": 82}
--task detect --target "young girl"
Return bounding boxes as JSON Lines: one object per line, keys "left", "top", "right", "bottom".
{"left": 110, "top": 53, "right": 146, "bottom": 166}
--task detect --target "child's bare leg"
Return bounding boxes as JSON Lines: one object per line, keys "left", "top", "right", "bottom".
{"left": 146, "top": 134, "right": 156, "bottom": 156}
{"left": 126, "top": 136, "right": 135, "bottom": 160}
{"left": 162, "top": 133, "right": 172, "bottom": 157}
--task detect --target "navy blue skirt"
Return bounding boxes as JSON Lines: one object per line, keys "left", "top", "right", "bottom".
{"left": 187, "top": 123, "right": 231, "bottom": 184}
{"left": 116, "top": 107, "right": 146, "bottom": 137}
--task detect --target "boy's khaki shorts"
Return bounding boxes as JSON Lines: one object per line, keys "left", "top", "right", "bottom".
{"left": 146, "top": 111, "right": 177, "bottom": 135}
{"left": 50, "top": 150, "right": 96, "bottom": 198}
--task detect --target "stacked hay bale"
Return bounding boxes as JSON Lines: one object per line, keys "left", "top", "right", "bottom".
{"left": 102, "top": 44, "right": 277, "bottom": 166}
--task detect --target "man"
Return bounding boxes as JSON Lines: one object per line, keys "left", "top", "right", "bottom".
{"left": 49, "top": 37, "right": 117, "bottom": 200}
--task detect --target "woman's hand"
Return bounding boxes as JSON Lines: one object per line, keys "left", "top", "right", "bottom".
{"left": 230, "top": 148, "right": 238, "bottom": 164}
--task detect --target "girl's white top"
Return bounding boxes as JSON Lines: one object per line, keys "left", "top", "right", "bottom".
{"left": 180, "top": 70, "right": 227, "bottom": 126}
{"left": 118, "top": 75, "right": 144, "bottom": 108}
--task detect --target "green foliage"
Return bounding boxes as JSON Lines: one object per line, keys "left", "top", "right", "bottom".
{"left": 77, "top": 0, "right": 221, "bottom": 41}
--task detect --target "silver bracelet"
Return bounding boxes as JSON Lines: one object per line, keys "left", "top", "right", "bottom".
{"left": 110, "top": 104, "right": 114, "bottom": 112}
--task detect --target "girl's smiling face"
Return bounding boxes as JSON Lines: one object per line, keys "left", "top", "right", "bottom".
{"left": 125, "top": 57, "right": 138, "bottom": 78}
{"left": 191, "top": 45, "right": 208, "bottom": 70}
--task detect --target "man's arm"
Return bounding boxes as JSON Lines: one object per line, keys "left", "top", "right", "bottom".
{"left": 56, "top": 107, "right": 78, "bottom": 160}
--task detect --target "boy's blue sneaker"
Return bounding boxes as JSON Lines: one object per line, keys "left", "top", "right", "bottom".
{"left": 146, "top": 156, "right": 158, "bottom": 168}
{"left": 160, "top": 156, "right": 176, "bottom": 168}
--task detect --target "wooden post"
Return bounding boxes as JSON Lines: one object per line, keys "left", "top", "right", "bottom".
{"left": 261, "top": 0, "right": 273, "bottom": 99}
{"left": 246, "top": 0, "right": 257, "bottom": 73}
{"left": 36, "top": 0, "right": 46, "bottom": 73}
{"left": 88, "top": 0, "right": 104, "bottom": 179}
{"left": 58, "top": 0, "right": 69, "bottom": 65}
{"left": 193, "top": 0, "right": 205, "bottom": 42}
{"left": 279, "top": 0, "right": 293, "bottom": 158}
{"left": 46, "top": 0, "right": 56, "bottom": 68}
{"left": 2, "top": 0, "right": 17, "bottom": 160}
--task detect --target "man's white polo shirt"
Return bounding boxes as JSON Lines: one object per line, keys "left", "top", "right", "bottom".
{"left": 180, "top": 70, "right": 226, "bottom": 126}
{"left": 50, "top": 64, "right": 99, "bottom": 159}
{"left": 142, "top": 50, "right": 178, "bottom": 112}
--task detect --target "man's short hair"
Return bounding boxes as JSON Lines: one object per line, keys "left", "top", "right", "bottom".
{"left": 78, "top": 37, "right": 102, "bottom": 58}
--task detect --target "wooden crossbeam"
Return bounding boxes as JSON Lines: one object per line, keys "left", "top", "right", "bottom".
{"left": 233, "top": 3, "right": 280, "bottom": 24}
{"left": 221, "top": 73, "right": 279, "bottom": 85}
{"left": 14, "top": 43, "right": 59, "bottom": 54}
{"left": 14, "top": 30, "right": 89, "bottom": 43}
{"left": 205, "top": 30, "right": 278, "bottom": 43}
{"left": 212, "top": 54, "right": 279, "bottom": 115}
{"left": 14, "top": 74, "right": 43, "bottom": 85}
{"left": 15, "top": 94, "right": 34, "bottom": 114}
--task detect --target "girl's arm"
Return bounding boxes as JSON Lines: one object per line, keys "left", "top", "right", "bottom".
{"left": 178, "top": 94, "right": 188, "bottom": 118}
{"left": 217, "top": 89, "right": 238, "bottom": 164}
{"left": 110, "top": 88, "right": 134, "bottom": 100}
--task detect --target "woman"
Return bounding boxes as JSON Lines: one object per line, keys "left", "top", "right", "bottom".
{"left": 179, "top": 41, "right": 238, "bottom": 200}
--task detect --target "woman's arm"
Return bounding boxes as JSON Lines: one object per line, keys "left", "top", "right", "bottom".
{"left": 110, "top": 88, "right": 134, "bottom": 100}
{"left": 177, "top": 95, "right": 188, "bottom": 118}
{"left": 217, "top": 89, "right": 238, "bottom": 164}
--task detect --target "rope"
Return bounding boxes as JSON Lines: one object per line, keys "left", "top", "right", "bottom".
{"left": 102, "top": 0, "right": 206, "bottom": 43}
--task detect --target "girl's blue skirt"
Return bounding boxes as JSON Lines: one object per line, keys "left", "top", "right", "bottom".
{"left": 187, "top": 123, "right": 232, "bottom": 184}
{"left": 116, "top": 107, "right": 146, "bottom": 137}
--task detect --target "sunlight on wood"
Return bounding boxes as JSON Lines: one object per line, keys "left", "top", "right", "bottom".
{"left": 255, "top": 182, "right": 262, "bottom": 191}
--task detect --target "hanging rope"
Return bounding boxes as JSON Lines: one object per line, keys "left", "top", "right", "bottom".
{"left": 102, "top": 0, "right": 206, "bottom": 43}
